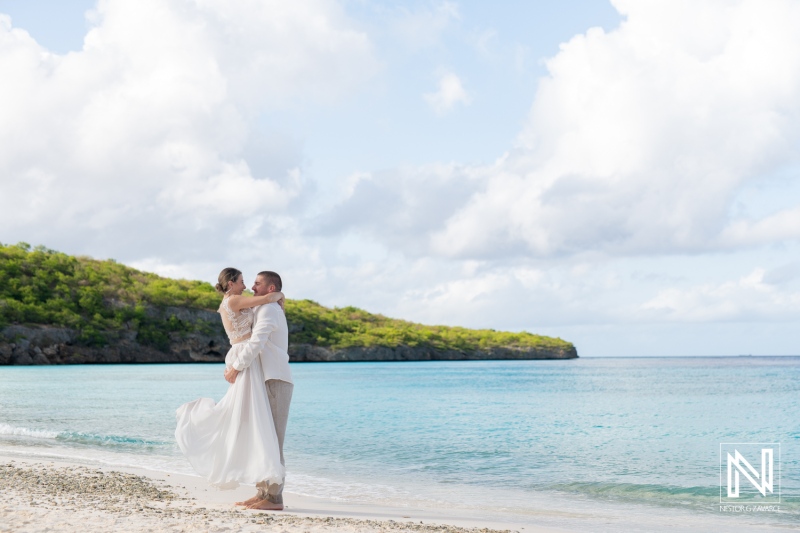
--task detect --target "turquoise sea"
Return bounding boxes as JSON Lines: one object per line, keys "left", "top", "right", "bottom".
{"left": 1, "top": 357, "right": 798, "bottom": 531}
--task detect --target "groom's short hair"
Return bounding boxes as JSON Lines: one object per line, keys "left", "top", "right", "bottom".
{"left": 258, "top": 271, "right": 282, "bottom": 291}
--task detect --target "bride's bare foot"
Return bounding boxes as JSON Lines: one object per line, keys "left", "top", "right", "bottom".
{"left": 246, "top": 498, "right": 284, "bottom": 511}
{"left": 235, "top": 494, "right": 263, "bottom": 507}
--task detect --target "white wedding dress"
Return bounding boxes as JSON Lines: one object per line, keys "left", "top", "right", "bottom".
{"left": 175, "top": 297, "right": 284, "bottom": 489}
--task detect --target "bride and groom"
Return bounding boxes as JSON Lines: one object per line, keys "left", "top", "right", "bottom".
{"left": 175, "top": 268, "right": 293, "bottom": 510}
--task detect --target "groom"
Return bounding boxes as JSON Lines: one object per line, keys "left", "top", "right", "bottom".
{"left": 223, "top": 271, "right": 293, "bottom": 511}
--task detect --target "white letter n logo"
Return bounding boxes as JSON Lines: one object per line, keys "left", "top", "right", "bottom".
{"left": 727, "top": 448, "right": 773, "bottom": 497}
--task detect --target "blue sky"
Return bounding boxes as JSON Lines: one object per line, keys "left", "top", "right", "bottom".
{"left": 1, "top": 0, "right": 798, "bottom": 356}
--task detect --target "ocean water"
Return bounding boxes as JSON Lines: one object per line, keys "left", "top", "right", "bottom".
{"left": 0, "top": 357, "right": 798, "bottom": 531}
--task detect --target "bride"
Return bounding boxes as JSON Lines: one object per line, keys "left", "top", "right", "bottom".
{"left": 175, "top": 267, "right": 285, "bottom": 502}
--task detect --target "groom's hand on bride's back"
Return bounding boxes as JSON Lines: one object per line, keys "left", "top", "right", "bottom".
{"left": 224, "top": 366, "right": 239, "bottom": 384}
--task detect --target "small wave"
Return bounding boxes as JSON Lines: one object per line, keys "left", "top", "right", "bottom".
{"left": 0, "top": 423, "right": 60, "bottom": 439}
{"left": 0, "top": 423, "right": 169, "bottom": 449}
{"left": 0, "top": 444, "right": 194, "bottom": 477}
{"left": 56, "top": 432, "right": 169, "bottom": 448}
{"left": 547, "top": 480, "right": 720, "bottom": 508}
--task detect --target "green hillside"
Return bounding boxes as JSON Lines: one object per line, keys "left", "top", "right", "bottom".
{"left": 0, "top": 242, "right": 574, "bottom": 354}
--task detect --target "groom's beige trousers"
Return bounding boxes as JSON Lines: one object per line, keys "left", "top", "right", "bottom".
{"left": 256, "top": 379, "right": 293, "bottom": 504}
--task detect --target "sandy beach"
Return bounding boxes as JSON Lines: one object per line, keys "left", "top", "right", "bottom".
{"left": 0, "top": 455, "right": 568, "bottom": 533}
{"left": 1, "top": 452, "right": 796, "bottom": 533}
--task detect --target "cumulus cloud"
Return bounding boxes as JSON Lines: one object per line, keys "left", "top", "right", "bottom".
{"left": 642, "top": 268, "right": 800, "bottom": 322}
{"left": 338, "top": 0, "right": 800, "bottom": 260}
{"left": 0, "top": 0, "right": 376, "bottom": 260}
{"left": 316, "top": 163, "right": 479, "bottom": 254}
{"left": 424, "top": 71, "right": 471, "bottom": 114}
{"left": 720, "top": 206, "right": 800, "bottom": 246}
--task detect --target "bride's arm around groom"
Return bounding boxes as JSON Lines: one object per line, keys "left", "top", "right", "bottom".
{"left": 225, "top": 302, "right": 283, "bottom": 382}
{"left": 223, "top": 271, "right": 291, "bottom": 385}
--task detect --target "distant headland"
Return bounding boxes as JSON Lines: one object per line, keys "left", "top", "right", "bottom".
{"left": 0, "top": 243, "right": 578, "bottom": 365}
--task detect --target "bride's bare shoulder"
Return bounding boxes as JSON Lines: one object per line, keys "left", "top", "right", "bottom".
{"left": 218, "top": 295, "right": 239, "bottom": 314}
{"left": 223, "top": 295, "right": 243, "bottom": 309}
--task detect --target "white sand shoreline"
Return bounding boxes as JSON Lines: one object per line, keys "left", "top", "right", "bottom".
{"left": 2, "top": 453, "right": 792, "bottom": 533}
{"left": 0, "top": 454, "right": 568, "bottom": 533}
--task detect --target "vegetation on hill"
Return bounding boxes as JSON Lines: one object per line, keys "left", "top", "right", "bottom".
{"left": 0, "top": 242, "right": 574, "bottom": 354}
{"left": 288, "top": 300, "right": 572, "bottom": 352}
{"left": 0, "top": 243, "right": 219, "bottom": 348}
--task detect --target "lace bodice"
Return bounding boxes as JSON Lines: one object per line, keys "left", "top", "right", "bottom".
{"left": 219, "top": 296, "right": 254, "bottom": 344}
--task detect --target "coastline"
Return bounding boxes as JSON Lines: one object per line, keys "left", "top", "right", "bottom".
{"left": 0, "top": 323, "right": 577, "bottom": 366}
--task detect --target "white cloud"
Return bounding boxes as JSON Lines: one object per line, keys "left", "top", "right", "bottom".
{"left": 720, "top": 206, "right": 800, "bottom": 246}
{"left": 424, "top": 71, "right": 471, "bottom": 115}
{"left": 434, "top": 0, "right": 800, "bottom": 258}
{"left": 316, "top": 163, "right": 479, "bottom": 256}
{"left": 0, "top": 0, "right": 377, "bottom": 258}
{"left": 127, "top": 257, "right": 199, "bottom": 280}
{"left": 642, "top": 268, "right": 800, "bottom": 322}
{"left": 159, "top": 165, "right": 303, "bottom": 217}
{"left": 343, "top": 0, "right": 800, "bottom": 260}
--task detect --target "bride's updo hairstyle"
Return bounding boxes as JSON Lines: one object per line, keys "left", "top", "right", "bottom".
{"left": 215, "top": 267, "right": 242, "bottom": 295}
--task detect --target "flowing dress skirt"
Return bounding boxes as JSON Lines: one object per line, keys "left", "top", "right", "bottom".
{"left": 175, "top": 343, "right": 284, "bottom": 489}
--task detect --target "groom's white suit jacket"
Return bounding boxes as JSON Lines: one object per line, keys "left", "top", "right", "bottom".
{"left": 231, "top": 302, "right": 293, "bottom": 384}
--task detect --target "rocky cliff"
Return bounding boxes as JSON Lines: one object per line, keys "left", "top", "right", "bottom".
{"left": 0, "top": 305, "right": 230, "bottom": 365}
{"left": 0, "top": 317, "right": 578, "bottom": 365}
